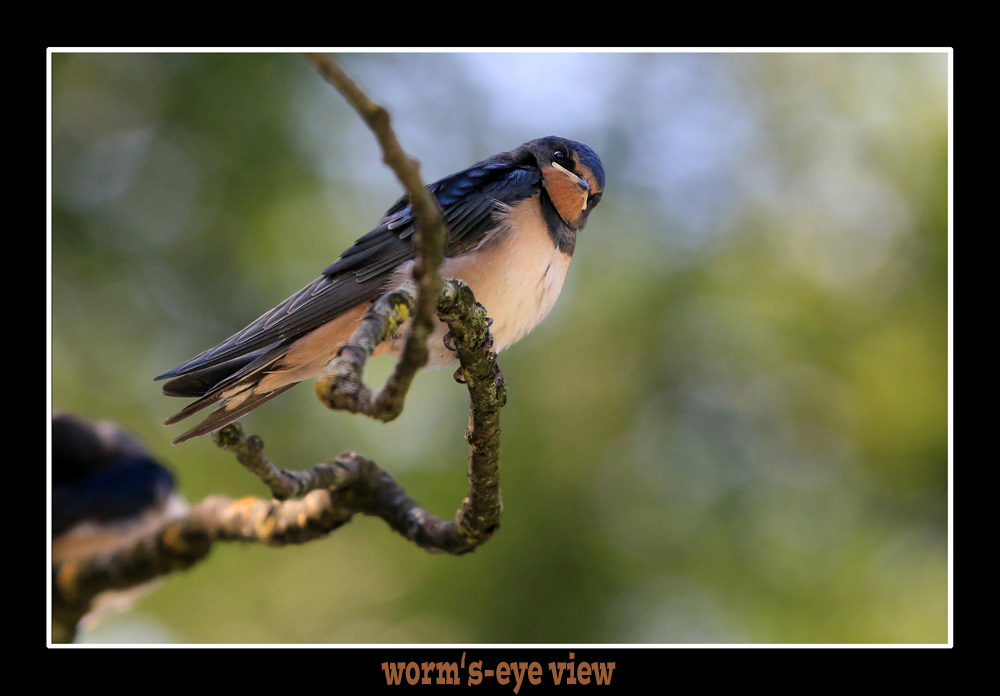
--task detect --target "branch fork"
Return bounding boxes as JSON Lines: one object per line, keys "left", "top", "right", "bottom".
{"left": 52, "top": 54, "right": 509, "bottom": 642}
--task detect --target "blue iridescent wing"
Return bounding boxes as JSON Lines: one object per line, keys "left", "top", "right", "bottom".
{"left": 156, "top": 156, "right": 540, "bottom": 384}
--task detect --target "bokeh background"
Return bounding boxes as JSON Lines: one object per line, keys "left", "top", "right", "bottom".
{"left": 50, "top": 51, "right": 949, "bottom": 644}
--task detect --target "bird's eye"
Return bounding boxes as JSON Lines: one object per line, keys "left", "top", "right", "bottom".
{"left": 553, "top": 150, "right": 567, "bottom": 160}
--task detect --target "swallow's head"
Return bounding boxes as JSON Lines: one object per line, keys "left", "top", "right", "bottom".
{"left": 521, "top": 136, "right": 605, "bottom": 230}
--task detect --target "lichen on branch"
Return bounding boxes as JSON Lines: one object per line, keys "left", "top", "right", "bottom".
{"left": 52, "top": 55, "right": 508, "bottom": 643}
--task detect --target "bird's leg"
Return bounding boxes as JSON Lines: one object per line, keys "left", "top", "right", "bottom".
{"left": 484, "top": 316, "right": 495, "bottom": 351}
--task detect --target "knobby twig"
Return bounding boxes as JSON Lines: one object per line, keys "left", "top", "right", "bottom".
{"left": 54, "top": 281, "right": 506, "bottom": 632}
{"left": 52, "top": 55, "right": 508, "bottom": 642}
{"left": 302, "top": 55, "right": 505, "bottom": 543}
{"left": 307, "top": 52, "right": 446, "bottom": 421}
{"left": 303, "top": 53, "right": 505, "bottom": 546}
{"left": 53, "top": 475, "right": 356, "bottom": 641}
{"left": 214, "top": 277, "right": 506, "bottom": 545}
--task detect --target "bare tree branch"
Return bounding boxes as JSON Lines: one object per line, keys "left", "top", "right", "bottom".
{"left": 307, "top": 53, "right": 446, "bottom": 422}
{"left": 54, "top": 327, "right": 502, "bottom": 625}
{"left": 300, "top": 55, "right": 505, "bottom": 544}
{"left": 52, "top": 54, "right": 507, "bottom": 643}
{"left": 212, "top": 276, "right": 506, "bottom": 546}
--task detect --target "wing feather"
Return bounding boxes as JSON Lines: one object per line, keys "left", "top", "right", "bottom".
{"left": 156, "top": 154, "right": 540, "bottom": 383}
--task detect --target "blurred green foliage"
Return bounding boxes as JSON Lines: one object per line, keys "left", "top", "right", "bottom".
{"left": 51, "top": 51, "right": 948, "bottom": 644}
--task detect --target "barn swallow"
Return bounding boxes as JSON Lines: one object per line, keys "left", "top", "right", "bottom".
{"left": 52, "top": 413, "right": 186, "bottom": 556}
{"left": 156, "top": 136, "right": 605, "bottom": 444}
{"left": 52, "top": 413, "right": 187, "bottom": 628}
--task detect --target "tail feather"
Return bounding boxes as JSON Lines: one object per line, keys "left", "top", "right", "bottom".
{"left": 169, "top": 384, "right": 297, "bottom": 444}
{"left": 159, "top": 350, "right": 271, "bottom": 398}
{"left": 160, "top": 343, "right": 296, "bottom": 443}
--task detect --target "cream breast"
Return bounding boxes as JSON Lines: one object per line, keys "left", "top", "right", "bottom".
{"left": 381, "top": 195, "right": 572, "bottom": 368}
